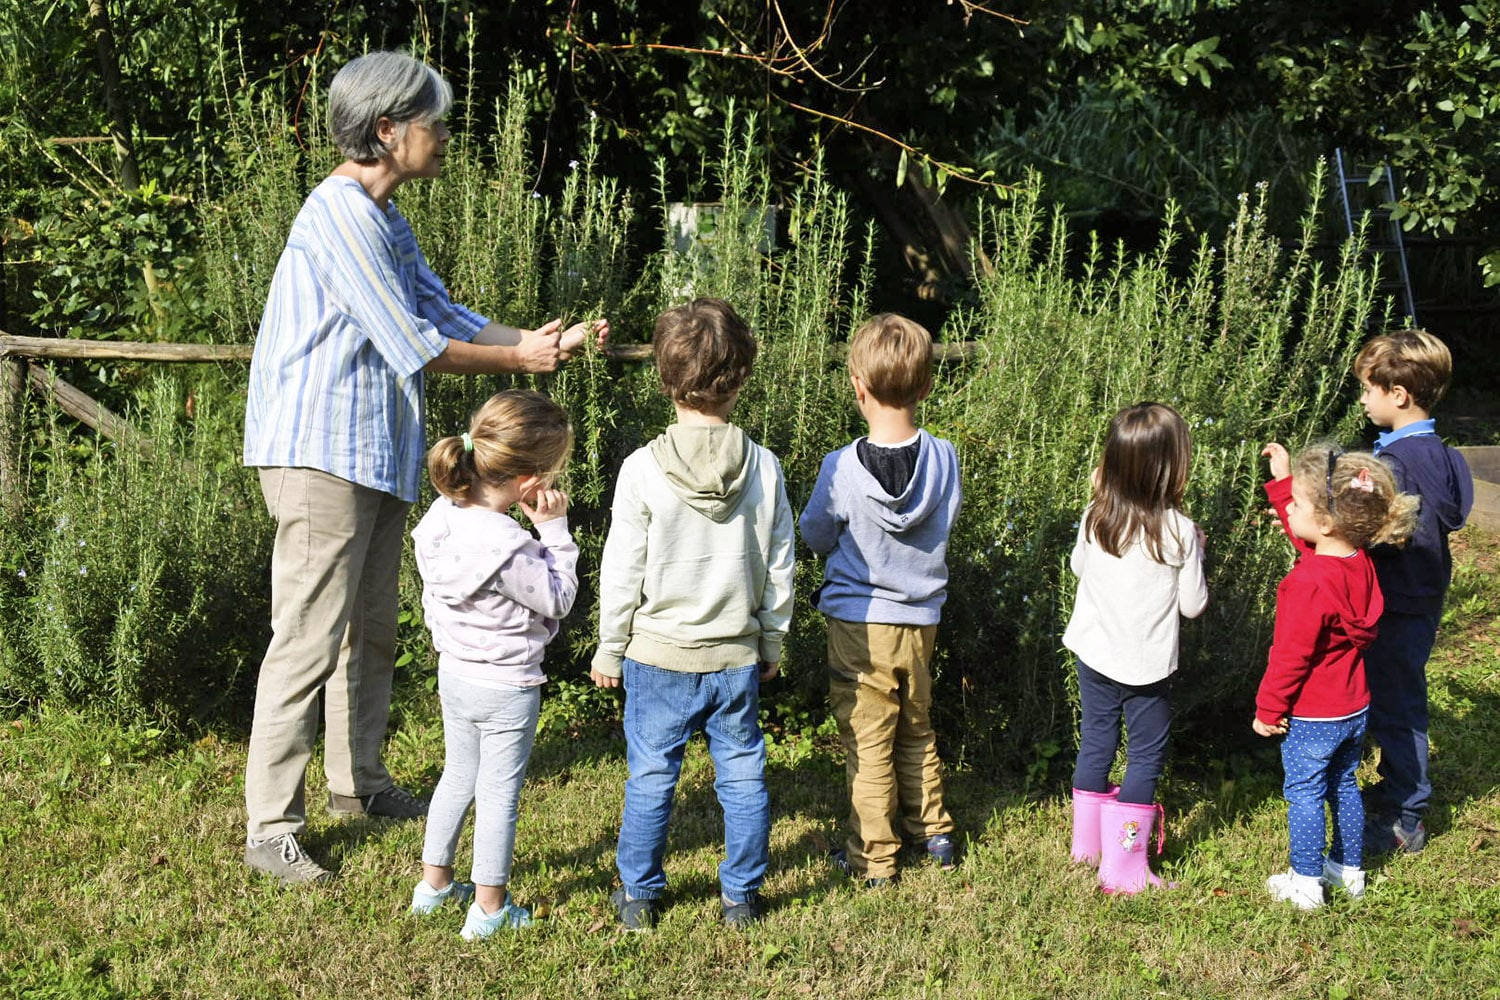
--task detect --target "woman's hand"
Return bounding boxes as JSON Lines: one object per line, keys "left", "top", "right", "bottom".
{"left": 558, "top": 318, "right": 610, "bottom": 361}
{"left": 520, "top": 489, "right": 569, "bottom": 525}
{"left": 591, "top": 669, "right": 621, "bottom": 689}
{"left": 759, "top": 661, "right": 780, "bottom": 682}
{"left": 1261, "top": 442, "right": 1291, "bottom": 480}
{"left": 511, "top": 320, "right": 564, "bottom": 372}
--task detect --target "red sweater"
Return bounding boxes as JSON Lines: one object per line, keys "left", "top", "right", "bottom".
{"left": 1254, "top": 477, "right": 1383, "bottom": 726}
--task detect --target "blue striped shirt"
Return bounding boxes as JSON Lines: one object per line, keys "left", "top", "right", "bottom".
{"left": 244, "top": 176, "right": 488, "bottom": 502}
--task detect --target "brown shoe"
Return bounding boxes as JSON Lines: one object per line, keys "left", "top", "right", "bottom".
{"left": 327, "top": 785, "right": 427, "bottom": 819}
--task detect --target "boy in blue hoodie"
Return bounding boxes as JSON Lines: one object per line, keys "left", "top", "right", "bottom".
{"left": 1353, "top": 329, "right": 1473, "bottom": 854}
{"left": 800, "top": 313, "right": 961, "bottom": 884}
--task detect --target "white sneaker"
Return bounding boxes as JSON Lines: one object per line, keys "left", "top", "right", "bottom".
{"left": 1266, "top": 868, "right": 1324, "bottom": 910}
{"left": 1322, "top": 860, "right": 1366, "bottom": 898}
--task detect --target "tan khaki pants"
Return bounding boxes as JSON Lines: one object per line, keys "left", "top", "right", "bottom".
{"left": 825, "top": 618, "right": 954, "bottom": 879}
{"left": 244, "top": 468, "right": 408, "bottom": 841}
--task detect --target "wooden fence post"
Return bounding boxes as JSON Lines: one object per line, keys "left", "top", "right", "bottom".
{"left": 0, "top": 356, "right": 24, "bottom": 515}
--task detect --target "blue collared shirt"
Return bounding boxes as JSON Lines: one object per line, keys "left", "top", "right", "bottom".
{"left": 244, "top": 176, "right": 488, "bottom": 502}
{"left": 1373, "top": 418, "right": 1436, "bottom": 457}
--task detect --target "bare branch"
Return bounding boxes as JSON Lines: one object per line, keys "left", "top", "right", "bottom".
{"left": 782, "top": 99, "right": 1021, "bottom": 192}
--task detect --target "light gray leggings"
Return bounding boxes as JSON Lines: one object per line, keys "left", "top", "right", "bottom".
{"left": 422, "top": 673, "right": 541, "bottom": 886}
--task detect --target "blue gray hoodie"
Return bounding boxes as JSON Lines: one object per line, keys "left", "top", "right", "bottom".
{"left": 799, "top": 430, "right": 961, "bottom": 625}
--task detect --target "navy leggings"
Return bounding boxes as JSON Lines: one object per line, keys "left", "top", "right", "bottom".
{"left": 1073, "top": 659, "right": 1172, "bottom": 805}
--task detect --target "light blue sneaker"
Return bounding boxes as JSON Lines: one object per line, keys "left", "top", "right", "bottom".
{"left": 459, "top": 895, "right": 532, "bottom": 940}
{"left": 409, "top": 879, "right": 475, "bottom": 915}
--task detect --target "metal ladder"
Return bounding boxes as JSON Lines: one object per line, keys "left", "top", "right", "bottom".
{"left": 1334, "top": 148, "right": 1418, "bottom": 325}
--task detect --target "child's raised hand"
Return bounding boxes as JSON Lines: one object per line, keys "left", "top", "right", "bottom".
{"left": 1261, "top": 442, "right": 1291, "bottom": 481}
{"left": 520, "top": 489, "right": 569, "bottom": 524}
{"left": 1252, "top": 716, "right": 1288, "bottom": 737}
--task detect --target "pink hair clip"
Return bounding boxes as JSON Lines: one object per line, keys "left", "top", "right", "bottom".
{"left": 1349, "top": 468, "right": 1375, "bottom": 493}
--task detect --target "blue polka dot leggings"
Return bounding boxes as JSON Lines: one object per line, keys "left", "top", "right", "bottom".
{"left": 1281, "top": 711, "right": 1367, "bottom": 877}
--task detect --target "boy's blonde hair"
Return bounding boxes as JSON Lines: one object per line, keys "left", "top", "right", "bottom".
{"left": 1290, "top": 446, "right": 1418, "bottom": 549}
{"left": 847, "top": 313, "right": 933, "bottom": 407}
{"left": 654, "top": 298, "right": 757, "bottom": 411}
{"left": 428, "top": 389, "right": 573, "bottom": 503}
{"left": 1353, "top": 329, "right": 1453, "bottom": 412}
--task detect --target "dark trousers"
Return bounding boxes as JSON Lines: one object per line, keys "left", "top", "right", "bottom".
{"left": 1365, "top": 610, "right": 1439, "bottom": 827}
{"left": 1073, "top": 659, "right": 1172, "bottom": 805}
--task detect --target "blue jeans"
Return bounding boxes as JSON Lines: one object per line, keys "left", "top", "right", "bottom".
{"left": 422, "top": 674, "right": 541, "bottom": 886}
{"left": 1282, "top": 712, "right": 1367, "bottom": 877}
{"left": 1073, "top": 660, "right": 1172, "bottom": 805}
{"left": 1365, "top": 611, "right": 1438, "bottom": 828}
{"left": 616, "top": 658, "right": 769, "bottom": 904}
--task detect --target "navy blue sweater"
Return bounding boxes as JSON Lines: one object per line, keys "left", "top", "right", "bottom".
{"left": 1373, "top": 434, "right": 1473, "bottom": 615}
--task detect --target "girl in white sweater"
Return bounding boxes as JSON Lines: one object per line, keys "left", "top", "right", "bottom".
{"left": 1062, "top": 402, "right": 1207, "bottom": 894}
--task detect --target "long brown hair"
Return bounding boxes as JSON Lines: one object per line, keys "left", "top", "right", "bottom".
{"left": 427, "top": 390, "right": 573, "bottom": 503}
{"left": 1085, "top": 402, "right": 1192, "bottom": 561}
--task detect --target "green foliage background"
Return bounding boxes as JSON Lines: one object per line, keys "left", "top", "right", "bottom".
{"left": 0, "top": 80, "right": 1386, "bottom": 770}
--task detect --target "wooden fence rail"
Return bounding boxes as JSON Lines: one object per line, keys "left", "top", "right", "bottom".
{"left": 0, "top": 331, "right": 982, "bottom": 511}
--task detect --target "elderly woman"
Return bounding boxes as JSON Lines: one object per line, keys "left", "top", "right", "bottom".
{"left": 242, "top": 51, "right": 607, "bottom": 883}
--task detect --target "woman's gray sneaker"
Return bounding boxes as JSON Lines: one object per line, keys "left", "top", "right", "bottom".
{"left": 327, "top": 785, "right": 428, "bottom": 819}
{"left": 245, "top": 833, "right": 332, "bottom": 883}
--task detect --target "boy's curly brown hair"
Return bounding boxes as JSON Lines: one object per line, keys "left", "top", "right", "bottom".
{"left": 653, "top": 298, "right": 757, "bottom": 412}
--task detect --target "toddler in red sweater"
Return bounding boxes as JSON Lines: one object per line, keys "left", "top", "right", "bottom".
{"left": 1254, "top": 443, "right": 1416, "bottom": 909}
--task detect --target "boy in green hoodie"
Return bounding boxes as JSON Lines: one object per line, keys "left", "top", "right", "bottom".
{"left": 591, "top": 298, "right": 795, "bottom": 930}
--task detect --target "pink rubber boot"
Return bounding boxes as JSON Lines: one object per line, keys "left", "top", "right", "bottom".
{"left": 1069, "top": 786, "right": 1120, "bottom": 866}
{"left": 1097, "top": 799, "right": 1169, "bottom": 894}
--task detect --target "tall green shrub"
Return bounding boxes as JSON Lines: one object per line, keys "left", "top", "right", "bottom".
{"left": 0, "top": 377, "right": 268, "bottom": 724}
{"left": 4, "top": 68, "right": 1393, "bottom": 765}
{"left": 931, "top": 176, "right": 1379, "bottom": 762}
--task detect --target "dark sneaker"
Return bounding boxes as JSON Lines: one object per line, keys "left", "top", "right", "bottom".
{"left": 1368, "top": 816, "right": 1427, "bottom": 855}
{"left": 245, "top": 833, "right": 332, "bottom": 884}
{"left": 829, "top": 849, "right": 896, "bottom": 889}
{"left": 924, "top": 834, "right": 958, "bottom": 870}
{"left": 610, "top": 888, "right": 659, "bottom": 931}
{"left": 327, "top": 785, "right": 427, "bottom": 819}
{"left": 721, "top": 894, "right": 763, "bottom": 928}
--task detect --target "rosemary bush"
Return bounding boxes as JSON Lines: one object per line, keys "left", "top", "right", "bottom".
{"left": 931, "top": 177, "right": 1377, "bottom": 763}
{"left": 2, "top": 76, "right": 1387, "bottom": 766}
{"left": 0, "top": 377, "right": 268, "bottom": 724}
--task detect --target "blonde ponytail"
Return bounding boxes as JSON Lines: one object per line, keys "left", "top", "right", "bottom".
{"left": 426, "top": 390, "right": 573, "bottom": 503}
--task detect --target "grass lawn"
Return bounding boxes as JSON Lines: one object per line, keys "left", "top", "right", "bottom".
{"left": 2, "top": 529, "right": 1497, "bottom": 1000}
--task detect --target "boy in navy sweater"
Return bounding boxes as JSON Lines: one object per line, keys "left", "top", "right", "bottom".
{"left": 1353, "top": 329, "right": 1474, "bottom": 853}
{"left": 799, "top": 314, "right": 961, "bottom": 884}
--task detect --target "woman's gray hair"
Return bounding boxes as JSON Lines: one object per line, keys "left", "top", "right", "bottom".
{"left": 328, "top": 52, "right": 453, "bottom": 162}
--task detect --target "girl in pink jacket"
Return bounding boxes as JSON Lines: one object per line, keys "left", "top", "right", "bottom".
{"left": 408, "top": 390, "right": 578, "bottom": 939}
